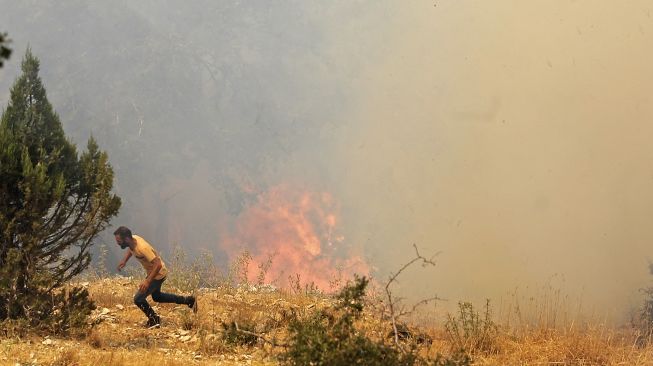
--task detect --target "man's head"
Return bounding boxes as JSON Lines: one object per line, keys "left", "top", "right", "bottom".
{"left": 113, "top": 226, "right": 133, "bottom": 249}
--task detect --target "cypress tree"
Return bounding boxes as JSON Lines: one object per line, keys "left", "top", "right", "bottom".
{"left": 0, "top": 49, "right": 120, "bottom": 330}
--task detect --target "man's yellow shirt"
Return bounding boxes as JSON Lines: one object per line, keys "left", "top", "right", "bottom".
{"left": 130, "top": 235, "right": 168, "bottom": 280}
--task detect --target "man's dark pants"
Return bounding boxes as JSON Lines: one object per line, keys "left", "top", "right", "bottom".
{"left": 134, "top": 277, "right": 187, "bottom": 321}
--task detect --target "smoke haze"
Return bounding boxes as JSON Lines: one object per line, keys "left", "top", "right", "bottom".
{"left": 2, "top": 1, "right": 652, "bottom": 321}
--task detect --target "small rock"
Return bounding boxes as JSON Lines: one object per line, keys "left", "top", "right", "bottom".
{"left": 100, "top": 307, "right": 110, "bottom": 315}
{"left": 115, "top": 304, "right": 124, "bottom": 310}
{"left": 178, "top": 329, "right": 189, "bottom": 336}
{"left": 42, "top": 339, "right": 56, "bottom": 345}
{"left": 179, "top": 335, "right": 192, "bottom": 342}
{"left": 258, "top": 284, "right": 277, "bottom": 293}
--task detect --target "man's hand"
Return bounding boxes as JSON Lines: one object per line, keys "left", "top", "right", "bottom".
{"left": 138, "top": 279, "right": 151, "bottom": 294}
{"left": 117, "top": 261, "right": 126, "bottom": 271}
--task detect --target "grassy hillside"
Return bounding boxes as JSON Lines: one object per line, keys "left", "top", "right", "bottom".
{"left": 2, "top": 273, "right": 653, "bottom": 365}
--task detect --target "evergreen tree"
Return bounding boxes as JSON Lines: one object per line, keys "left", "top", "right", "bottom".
{"left": 0, "top": 32, "right": 10, "bottom": 68}
{"left": 0, "top": 49, "right": 120, "bottom": 329}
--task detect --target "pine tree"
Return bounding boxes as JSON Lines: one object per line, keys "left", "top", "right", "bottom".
{"left": 0, "top": 32, "right": 10, "bottom": 68}
{"left": 0, "top": 49, "right": 120, "bottom": 330}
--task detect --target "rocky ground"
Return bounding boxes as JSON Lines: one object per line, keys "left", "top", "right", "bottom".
{"left": 1, "top": 276, "right": 360, "bottom": 366}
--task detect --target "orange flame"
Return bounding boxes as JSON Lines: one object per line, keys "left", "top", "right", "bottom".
{"left": 220, "top": 184, "right": 368, "bottom": 290}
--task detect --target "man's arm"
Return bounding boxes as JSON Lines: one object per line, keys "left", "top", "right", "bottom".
{"left": 117, "top": 250, "right": 132, "bottom": 271}
{"left": 138, "top": 257, "right": 163, "bottom": 293}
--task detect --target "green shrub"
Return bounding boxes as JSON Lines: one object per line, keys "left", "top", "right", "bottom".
{"left": 282, "top": 275, "right": 467, "bottom": 366}
{"left": 444, "top": 300, "right": 498, "bottom": 355}
{"left": 1, "top": 285, "right": 95, "bottom": 335}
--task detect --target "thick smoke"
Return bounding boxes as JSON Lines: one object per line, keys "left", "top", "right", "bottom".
{"left": 331, "top": 1, "right": 653, "bottom": 321}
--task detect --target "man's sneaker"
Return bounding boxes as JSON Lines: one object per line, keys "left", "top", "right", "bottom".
{"left": 187, "top": 296, "right": 198, "bottom": 313}
{"left": 146, "top": 314, "right": 161, "bottom": 328}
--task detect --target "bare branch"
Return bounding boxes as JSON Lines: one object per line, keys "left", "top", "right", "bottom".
{"left": 397, "top": 295, "right": 444, "bottom": 318}
{"left": 384, "top": 244, "right": 441, "bottom": 352}
{"left": 234, "top": 321, "right": 288, "bottom": 348}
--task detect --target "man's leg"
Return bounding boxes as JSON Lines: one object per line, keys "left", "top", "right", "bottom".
{"left": 134, "top": 280, "right": 161, "bottom": 327}
{"left": 150, "top": 277, "right": 197, "bottom": 312}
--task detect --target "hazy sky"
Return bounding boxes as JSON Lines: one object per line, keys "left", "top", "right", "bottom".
{"left": 2, "top": 1, "right": 653, "bottom": 321}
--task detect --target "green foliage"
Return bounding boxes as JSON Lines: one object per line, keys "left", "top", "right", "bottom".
{"left": 1, "top": 285, "right": 95, "bottom": 335}
{"left": 45, "top": 285, "right": 97, "bottom": 334}
{"left": 444, "top": 300, "right": 498, "bottom": 355}
{"left": 335, "top": 274, "right": 367, "bottom": 313}
{"left": 0, "top": 32, "right": 10, "bottom": 68}
{"left": 0, "top": 50, "right": 120, "bottom": 330}
{"left": 282, "top": 275, "right": 428, "bottom": 366}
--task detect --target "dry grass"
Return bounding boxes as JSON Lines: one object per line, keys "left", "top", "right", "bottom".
{"left": 468, "top": 326, "right": 652, "bottom": 365}
{"left": 2, "top": 275, "right": 653, "bottom": 365}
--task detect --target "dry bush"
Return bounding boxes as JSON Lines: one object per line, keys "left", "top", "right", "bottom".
{"left": 50, "top": 348, "right": 81, "bottom": 366}
{"left": 87, "top": 329, "right": 103, "bottom": 348}
{"left": 221, "top": 320, "right": 260, "bottom": 347}
{"left": 196, "top": 329, "right": 228, "bottom": 355}
{"left": 482, "top": 325, "right": 647, "bottom": 365}
{"left": 227, "top": 250, "right": 253, "bottom": 286}
{"left": 179, "top": 308, "right": 196, "bottom": 330}
{"left": 87, "top": 243, "right": 110, "bottom": 281}
{"left": 444, "top": 300, "right": 498, "bottom": 356}
{"left": 86, "top": 277, "right": 135, "bottom": 309}
{"left": 87, "top": 352, "right": 126, "bottom": 366}
{"left": 256, "top": 252, "right": 277, "bottom": 285}
{"left": 167, "top": 245, "right": 224, "bottom": 292}
{"left": 0, "top": 318, "right": 30, "bottom": 338}
{"left": 287, "top": 273, "right": 320, "bottom": 295}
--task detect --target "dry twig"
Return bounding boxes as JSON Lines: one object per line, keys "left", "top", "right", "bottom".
{"left": 234, "top": 321, "right": 288, "bottom": 348}
{"left": 384, "top": 244, "right": 442, "bottom": 352}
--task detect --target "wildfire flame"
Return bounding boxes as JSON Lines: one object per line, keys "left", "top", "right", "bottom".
{"left": 221, "top": 184, "right": 369, "bottom": 290}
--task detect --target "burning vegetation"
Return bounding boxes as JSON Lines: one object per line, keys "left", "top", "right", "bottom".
{"left": 221, "top": 184, "right": 369, "bottom": 290}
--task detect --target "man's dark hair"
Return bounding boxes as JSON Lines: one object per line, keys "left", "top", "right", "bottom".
{"left": 113, "top": 226, "right": 132, "bottom": 239}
